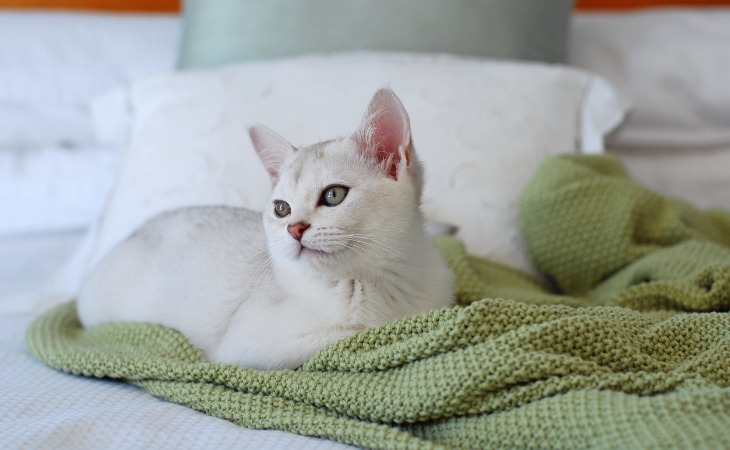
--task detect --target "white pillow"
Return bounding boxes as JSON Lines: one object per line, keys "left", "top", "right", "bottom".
{"left": 569, "top": 9, "right": 730, "bottom": 150}
{"left": 83, "top": 53, "right": 625, "bottom": 276}
{"left": 28, "top": 52, "right": 625, "bottom": 310}
{"left": 0, "top": 12, "right": 180, "bottom": 146}
{"left": 0, "top": 144, "right": 117, "bottom": 236}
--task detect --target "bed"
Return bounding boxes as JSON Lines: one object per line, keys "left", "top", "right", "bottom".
{"left": 1, "top": 1, "right": 728, "bottom": 449}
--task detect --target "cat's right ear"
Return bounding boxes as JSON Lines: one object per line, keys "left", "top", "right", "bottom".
{"left": 249, "top": 124, "right": 296, "bottom": 185}
{"left": 352, "top": 88, "right": 412, "bottom": 181}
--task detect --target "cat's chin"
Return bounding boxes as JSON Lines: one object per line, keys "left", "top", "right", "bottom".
{"left": 290, "top": 243, "right": 337, "bottom": 266}
{"left": 292, "top": 244, "right": 353, "bottom": 275}
{"left": 299, "top": 245, "right": 327, "bottom": 259}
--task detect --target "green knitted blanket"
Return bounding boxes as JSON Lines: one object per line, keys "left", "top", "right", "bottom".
{"left": 26, "top": 155, "right": 730, "bottom": 450}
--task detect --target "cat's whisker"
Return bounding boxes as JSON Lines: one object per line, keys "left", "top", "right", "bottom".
{"left": 347, "top": 233, "right": 411, "bottom": 250}
{"left": 260, "top": 261, "right": 276, "bottom": 286}
{"left": 343, "top": 240, "right": 385, "bottom": 269}
{"left": 346, "top": 229, "right": 421, "bottom": 246}
{"left": 249, "top": 254, "right": 275, "bottom": 287}
{"left": 331, "top": 246, "right": 355, "bottom": 271}
{"left": 248, "top": 262, "right": 268, "bottom": 287}
{"left": 342, "top": 236, "right": 405, "bottom": 261}
{"left": 248, "top": 247, "right": 271, "bottom": 267}
{"left": 350, "top": 241, "right": 403, "bottom": 262}
{"left": 344, "top": 234, "right": 406, "bottom": 260}
{"left": 251, "top": 247, "right": 269, "bottom": 259}
{"left": 302, "top": 230, "right": 402, "bottom": 258}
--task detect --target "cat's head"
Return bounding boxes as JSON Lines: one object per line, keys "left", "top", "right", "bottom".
{"left": 248, "top": 88, "right": 425, "bottom": 275}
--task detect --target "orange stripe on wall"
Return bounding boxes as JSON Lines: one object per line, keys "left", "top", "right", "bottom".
{"left": 1, "top": 0, "right": 728, "bottom": 13}
{"left": 576, "top": 0, "right": 730, "bottom": 9}
{"left": 0, "top": 0, "right": 180, "bottom": 12}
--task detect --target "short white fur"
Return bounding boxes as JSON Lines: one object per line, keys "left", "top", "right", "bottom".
{"left": 77, "top": 88, "right": 454, "bottom": 370}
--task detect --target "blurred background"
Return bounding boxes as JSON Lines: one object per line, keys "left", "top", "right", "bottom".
{"left": 1, "top": 0, "right": 729, "bottom": 299}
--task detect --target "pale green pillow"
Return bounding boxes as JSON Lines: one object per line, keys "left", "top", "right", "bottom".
{"left": 178, "top": 0, "right": 574, "bottom": 69}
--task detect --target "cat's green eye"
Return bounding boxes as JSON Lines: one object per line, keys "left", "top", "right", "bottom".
{"left": 274, "top": 200, "right": 291, "bottom": 217}
{"left": 321, "top": 185, "right": 349, "bottom": 207}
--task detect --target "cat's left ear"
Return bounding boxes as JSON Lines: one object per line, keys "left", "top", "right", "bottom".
{"left": 249, "top": 124, "right": 296, "bottom": 185}
{"left": 353, "top": 88, "right": 412, "bottom": 180}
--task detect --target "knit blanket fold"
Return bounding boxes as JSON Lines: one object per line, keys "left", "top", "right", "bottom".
{"left": 26, "top": 155, "right": 730, "bottom": 450}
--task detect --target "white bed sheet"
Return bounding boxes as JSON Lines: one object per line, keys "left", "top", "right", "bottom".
{"left": 611, "top": 145, "right": 730, "bottom": 212}
{"left": 0, "top": 238, "right": 358, "bottom": 450}
{"left": 0, "top": 230, "right": 85, "bottom": 300}
{"left": 0, "top": 312, "right": 357, "bottom": 450}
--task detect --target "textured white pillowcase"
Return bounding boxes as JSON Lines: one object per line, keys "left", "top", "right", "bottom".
{"left": 569, "top": 9, "right": 730, "bottom": 150}
{"left": 33, "top": 53, "right": 626, "bottom": 310}
{"left": 88, "top": 53, "right": 625, "bottom": 273}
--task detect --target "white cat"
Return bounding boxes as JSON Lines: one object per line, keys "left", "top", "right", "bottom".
{"left": 77, "top": 88, "right": 454, "bottom": 370}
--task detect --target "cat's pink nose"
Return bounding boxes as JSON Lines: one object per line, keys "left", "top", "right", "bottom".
{"left": 287, "top": 222, "right": 310, "bottom": 241}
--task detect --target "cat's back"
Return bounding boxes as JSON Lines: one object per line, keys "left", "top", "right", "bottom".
{"left": 135, "top": 205, "right": 264, "bottom": 249}
{"left": 110, "top": 205, "right": 266, "bottom": 274}
{"left": 78, "top": 206, "right": 269, "bottom": 333}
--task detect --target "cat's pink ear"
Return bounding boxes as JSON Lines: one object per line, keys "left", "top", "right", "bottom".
{"left": 249, "top": 124, "right": 295, "bottom": 184}
{"left": 353, "top": 88, "right": 412, "bottom": 180}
